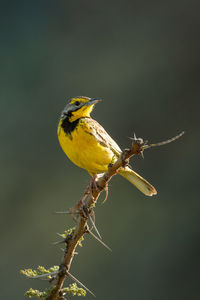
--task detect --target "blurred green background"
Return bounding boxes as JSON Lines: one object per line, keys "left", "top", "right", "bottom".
{"left": 1, "top": 1, "right": 200, "bottom": 299}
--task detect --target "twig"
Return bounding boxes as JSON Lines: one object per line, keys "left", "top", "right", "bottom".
{"left": 142, "top": 131, "right": 184, "bottom": 150}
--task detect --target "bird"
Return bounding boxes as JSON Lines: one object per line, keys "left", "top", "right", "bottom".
{"left": 57, "top": 96, "right": 157, "bottom": 196}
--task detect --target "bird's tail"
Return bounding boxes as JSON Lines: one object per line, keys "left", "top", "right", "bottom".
{"left": 119, "top": 167, "right": 157, "bottom": 196}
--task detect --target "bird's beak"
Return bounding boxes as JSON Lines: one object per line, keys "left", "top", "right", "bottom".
{"left": 87, "top": 98, "right": 102, "bottom": 106}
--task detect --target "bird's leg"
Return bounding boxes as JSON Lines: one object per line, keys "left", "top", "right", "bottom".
{"left": 70, "top": 174, "right": 100, "bottom": 221}
{"left": 101, "top": 162, "right": 113, "bottom": 204}
{"left": 89, "top": 174, "right": 98, "bottom": 201}
{"left": 89, "top": 173, "right": 109, "bottom": 205}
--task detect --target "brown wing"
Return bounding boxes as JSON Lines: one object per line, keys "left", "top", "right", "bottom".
{"left": 82, "top": 117, "right": 122, "bottom": 156}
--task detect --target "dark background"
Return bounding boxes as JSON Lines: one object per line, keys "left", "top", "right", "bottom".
{"left": 1, "top": 1, "right": 200, "bottom": 299}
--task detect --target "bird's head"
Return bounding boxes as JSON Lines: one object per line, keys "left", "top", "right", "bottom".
{"left": 61, "top": 96, "right": 101, "bottom": 122}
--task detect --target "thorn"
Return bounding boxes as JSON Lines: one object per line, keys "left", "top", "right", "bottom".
{"left": 87, "top": 227, "right": 112, "bottom": 252}
{"left": 56, "top": 233, "right": 65, "bottom": 239}
{"left": 128, "top": 133, "right": 137, "bottom": 141}
{"left": 83, "top": 206, "right": 102, "bottom": 240}
{"left": 52, "top": 240, "right": 65, "bottom": 245}
{"left": 141, "top": 151, "right": 144, "bottom": 159}
{"left": 54, "top": 211, "right": 79, "bottom": 215}
{"left": 88, "top": 213, "right": 102, "bottom": 240}
{"left": 67, "top": 271, "right": 96, "bottom": 297}
{"left": 28, "top": 270, "right": 59, "bottom": 279}
{"left": 90, "top": 209, "right": 96, "bottom": 224}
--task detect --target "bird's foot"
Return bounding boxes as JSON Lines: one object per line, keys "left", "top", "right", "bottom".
{"left": 89, "top": 173, "right": 109, "bottom": 204}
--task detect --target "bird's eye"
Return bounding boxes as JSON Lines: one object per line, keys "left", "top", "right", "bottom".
{"left": 74, "top": 101, "right": 80, "bottom": 106}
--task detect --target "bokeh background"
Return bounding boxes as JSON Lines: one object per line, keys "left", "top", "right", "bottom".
{"left": 1, "top": 1, "right": 200, "bottom": 299}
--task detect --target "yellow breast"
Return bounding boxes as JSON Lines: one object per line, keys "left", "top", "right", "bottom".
{"left": 57, "top": 118, "right": 114, "bottom": 175}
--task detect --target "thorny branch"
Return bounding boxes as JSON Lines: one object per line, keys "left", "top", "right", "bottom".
{"left": 44, "top": 132, "right": 184, "bottom": 300}
{"left": 46, "top": 135, "right": 148, "bottom": 300}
